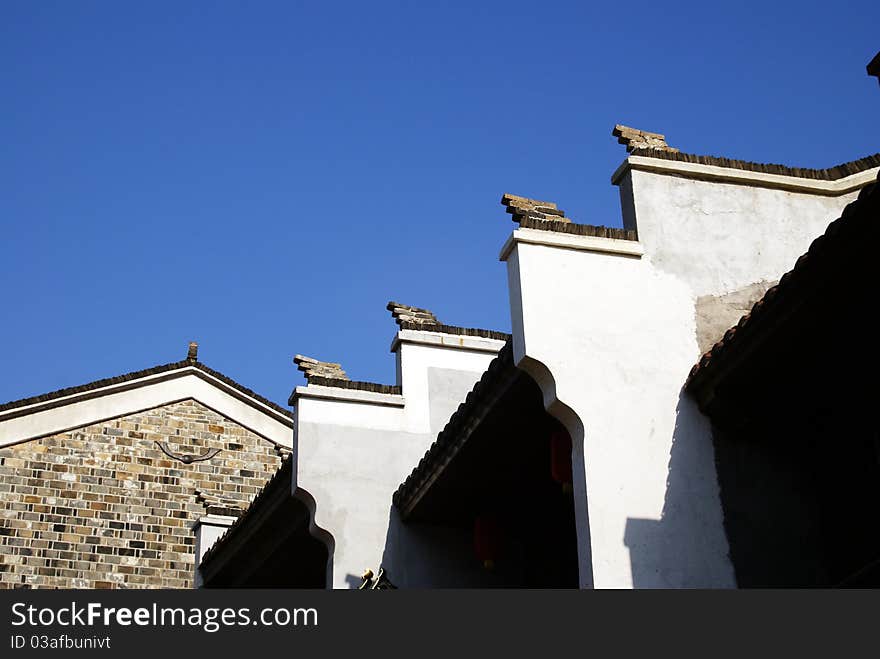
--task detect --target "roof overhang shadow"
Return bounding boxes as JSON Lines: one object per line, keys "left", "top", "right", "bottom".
{"left": 393, "top": 342, "right": 579, "bottom": 587}
{"left": 198, "top": 457, "right": 329, "bottom": 588}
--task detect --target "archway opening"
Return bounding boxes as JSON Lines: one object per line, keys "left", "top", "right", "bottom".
{"left": 394, "top": 346, "right": 580, "bottom": 587}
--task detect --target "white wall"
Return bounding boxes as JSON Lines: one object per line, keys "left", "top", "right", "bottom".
{"left": 393, "top": 330, "right": 506, "bottom": 435}
{"left": 193, "top": 514, "right": 236, "bottom": 587}
{"left": 381, "top": 508, "right": 526, "bottom": 588}
{"left": 503, "top": 161, "right": 876, "bottom": 588}
{"left": 618, "top": 164, "right": 875, "bottom": 296}
{"left": 506, "top": 237, "right": 733, "bottom": 587}
{"left": 292, "top": 331, "right": 503, "bottom": 588}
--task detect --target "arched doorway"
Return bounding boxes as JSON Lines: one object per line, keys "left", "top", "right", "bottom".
{"left": 393, "top": 343, "right": 581, "bottom": 587}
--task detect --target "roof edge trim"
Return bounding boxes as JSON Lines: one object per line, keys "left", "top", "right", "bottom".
{"left": 499, "top": 227, "right": 644, "bottom": 261}
{"left": 290, "top": 384, "right": 405, "bottom": 408}
{"left": 612, "top": 153, "right": 880, "bottom": 195}
{"left": 389, "top": 328, "right": 509, "bottom": 355}
{"left": 0, "top": 364, "right": 292, "bottom": 426}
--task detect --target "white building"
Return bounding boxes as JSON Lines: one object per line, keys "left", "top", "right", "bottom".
{"left": 200, "top": 115, "right": 880, "bottom": 588}
{"left": 5, "top": 56, "right": 878, "bottom": 590}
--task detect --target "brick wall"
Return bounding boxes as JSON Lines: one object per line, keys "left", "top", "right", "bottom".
{"left": 0, "top": 400, "right": 286, "bottom": 589}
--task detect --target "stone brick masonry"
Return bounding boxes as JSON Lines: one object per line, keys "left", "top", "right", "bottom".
{"left": 0, "top": 400, "right": 285, "bottom": 589}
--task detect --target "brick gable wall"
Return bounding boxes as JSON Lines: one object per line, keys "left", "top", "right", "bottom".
{"left": 0, "top": 399, "right": 286, "bottom": 589}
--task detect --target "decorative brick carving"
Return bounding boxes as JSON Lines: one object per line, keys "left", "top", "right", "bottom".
{"left": 613, "top": 124, "right": 679, "bottom": 153}
{"left": 386, "top": 302, "right": 441, "bottom": 327}
{"left": 293, "top": 355, "right": 349, "bottom": 382}
{"left": 0, "top": 400, "right": 285, "bottom": 589}
{"left": 186, "top": 342, "right": 198, "bottom": 363}
{"left": 501, "top": 194, "right": 572, "bottom": 224}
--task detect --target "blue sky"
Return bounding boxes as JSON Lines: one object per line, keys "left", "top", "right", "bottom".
{"left": 2, "top": 1, "right": 878, "bottom": 407}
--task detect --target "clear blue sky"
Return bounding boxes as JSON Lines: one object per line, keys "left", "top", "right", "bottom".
{"left": 2, "top": 1, "right": 877, "bottom": 407}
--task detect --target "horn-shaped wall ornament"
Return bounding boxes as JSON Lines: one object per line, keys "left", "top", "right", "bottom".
{"left": 155, "top": 441, "right": 221, "bottom": 465}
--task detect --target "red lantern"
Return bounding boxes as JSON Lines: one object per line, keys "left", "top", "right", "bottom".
{"left": 474, "top": 515, "right": 502, "bottom": 570}
{"left": 550, "top": 430, "right": 573, "bottom": 493}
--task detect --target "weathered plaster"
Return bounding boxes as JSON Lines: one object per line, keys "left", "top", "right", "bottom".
{"left": 694, "top": 280, "right": 777, "bottom": 354}
{"left": 618, "top": 168, "right": 869, "bottom": 297}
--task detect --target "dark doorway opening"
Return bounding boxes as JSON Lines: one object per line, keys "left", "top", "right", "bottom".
{"left": 395, "top": 346, "right": 580, "bottom": 588}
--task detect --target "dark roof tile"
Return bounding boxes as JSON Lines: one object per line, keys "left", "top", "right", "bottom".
{"left": 502, "top": 193, "right": 637, "bottom": 241}
{"left": 388, "top": 301, "right": 510, "bottom": 341}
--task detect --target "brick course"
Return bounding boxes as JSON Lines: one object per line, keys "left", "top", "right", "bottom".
{"left": 0, "top": 400, "right": 286, "bottom": 589}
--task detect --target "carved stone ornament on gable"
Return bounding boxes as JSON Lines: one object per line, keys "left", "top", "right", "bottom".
{"left": 155, "top": 441, "right": 221, "bottom": 464}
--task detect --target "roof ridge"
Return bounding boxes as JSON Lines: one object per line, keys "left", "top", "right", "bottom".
{"left": 288, "top": 377, "right": 401, "bottom": 403}
{"left": 516, "top": 216, "right": 638, "bottom": 240}
{"left": 397, "top": 321, "right": 511, "bottom": 341}
{"left": 502, "top": 192, "right": 637, "bottom": 241}
{"left": 0, "top": 359, "right": 293, "bottom": 420}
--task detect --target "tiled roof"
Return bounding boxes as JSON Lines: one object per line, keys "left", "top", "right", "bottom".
{"left": 517, "top": 215, "right": 638, "bottom": 240}
{"left": 387, "top": 301, "right": 511, "bottom": 341}
{"left": 290, "top": 352, "right": 401, "bottom": 403}
{"left": 686, "top": 170, "right": 879, "bottom": 391}
{"left": 289, "top": 301, "right": 508, "bottom": 403}
{"left": 199, "top": 453, "right": 293, "bottom": 567}
{"left": 502, "top": 193, "right": 638, "bottom": 241}
{"left": 628, "top": 148, "right": 880, "bottom": 181}
{"left": 0, "top": 352, "right": 293, "bottom": 420}
{"left": 393, "top": 340, "right": 515, "bottom": 518}
{"left": 288, "top": 377, "right": 401, "bottom": 404}
{"left": 398, "top": 323, "right": 511, "bottom": 341}
{"left": 295, "top": 377, "right": 401, "bottom": 395}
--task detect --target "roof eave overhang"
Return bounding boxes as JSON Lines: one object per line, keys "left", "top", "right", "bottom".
{"left": 499, "top": 227, "right": 644, "bottom": 263}
{"left": 389, "top": 328, "right": 508, "bottom": 355}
